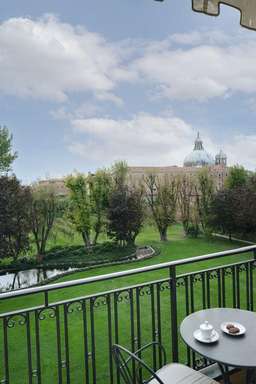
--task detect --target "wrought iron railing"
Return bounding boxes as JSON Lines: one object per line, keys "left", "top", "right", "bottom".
{"left": 0, "top": 245, "right": 256, "bottom": 384}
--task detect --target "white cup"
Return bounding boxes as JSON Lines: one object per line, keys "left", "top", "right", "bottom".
{"left": 200, "top": 321, "right": 214, "bottom": 340}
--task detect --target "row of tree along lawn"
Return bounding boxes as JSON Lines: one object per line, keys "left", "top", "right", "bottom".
{"left": 1, "top": 126, "right": 256, "bottom": 264}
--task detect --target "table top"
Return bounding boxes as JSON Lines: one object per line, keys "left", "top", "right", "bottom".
{"left": 180, "top": 308, "right": 256, "bottom": 368}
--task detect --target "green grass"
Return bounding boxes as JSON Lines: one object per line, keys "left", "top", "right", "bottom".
{"left": 0, "top": 224, "right": 254, "bottom": 384}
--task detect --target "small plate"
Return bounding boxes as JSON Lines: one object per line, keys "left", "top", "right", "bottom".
{"left": 193, "top": 329, "right": 219, "bottom": 343}
{"left": 221, "top": 322, "right": 246, "bottom": 336}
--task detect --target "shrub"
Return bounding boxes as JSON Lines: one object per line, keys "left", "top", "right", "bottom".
{"left": 186, "top": 224, "right": 200, "bottom": 238}
{"left": 0, "top": 257, "right": 13, "bottom": 268}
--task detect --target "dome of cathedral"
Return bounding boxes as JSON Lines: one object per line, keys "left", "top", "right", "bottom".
{"left": 184, "top": 133, "right": 214, "bottom": 167}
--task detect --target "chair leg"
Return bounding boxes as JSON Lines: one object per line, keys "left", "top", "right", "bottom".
{"left": 246, "top": 368, "right": 256, "bottom": 384}
{"left": 218, "top": 363, "right": 231, "bottom": 384}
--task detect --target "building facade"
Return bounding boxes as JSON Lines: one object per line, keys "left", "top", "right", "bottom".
{"left": 37, "top": 133, "right": 228, "bottom": 194}
{"left": 128, "top": 133, "right": 228, "bottom": 190}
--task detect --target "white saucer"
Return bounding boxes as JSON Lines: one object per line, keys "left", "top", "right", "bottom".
{"left": 193, "top": 329, "right": 219, "bottom": 343}
{"left": 221, "top": 322, "right": 246, "bottom": 336}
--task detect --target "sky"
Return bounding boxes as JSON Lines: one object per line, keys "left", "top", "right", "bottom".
{"left": 1, "top": 0, "right": 256, "bottom": 183}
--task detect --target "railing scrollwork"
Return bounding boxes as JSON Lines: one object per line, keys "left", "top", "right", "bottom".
{"left": 6, "top": 313, "right": 27, "bottom": 328}
{"left": 37, "top": 306, "right": 57, "bottom": 320}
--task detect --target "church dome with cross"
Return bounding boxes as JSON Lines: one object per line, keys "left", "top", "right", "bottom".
{"left": 183, "top": 133, "right": 215, "bottom": 167}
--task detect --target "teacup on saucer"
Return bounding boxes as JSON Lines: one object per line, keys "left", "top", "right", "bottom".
{"left": 200, "top": 321, "right": 214, "bottom": 340}
{"left": 193, "top": 329, "right": 219, "bottom": 343}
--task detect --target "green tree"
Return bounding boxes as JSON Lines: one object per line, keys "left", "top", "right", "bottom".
{"left": 107, "top": 161, "right": 144, "bottom": 246}
{"left": 107, "top": 185, "right": 144, "bottom": 246}
{"left": 66, "top": 171, "right": 111, "bottom": 248}
{"left": 210, "top": 189, "right": 236, "bottom": 239}
{"left": 210, "top": 186, "right": 256, "bottom": 240}
{"left": 30, "top": 186, "right": 59, "bottom": 261}
{"left": 178, "top": 175, "right": 200, "bottom": 238}
{"left": 195, "top": 169, "right": 215, "bottom": 234}
{"left": 66, "top": 174, "right": 92, "bottom": 248}
{"left": 0, "top": 176, "right": 32, "bottom": 261}
{"left": 88, "top": 170, "right": 112, "bottom": 244}
{"left": 247, "top": 172, "right": 256, "bottom": 192}
{"left": 0, "top": 126, "right": 17, "bottom": 173}
{"left": 226, "top": 165, "right": 248, "bottom": 189}
{"left": 111, "top": 161, "right": 129, "bottom": 187}
{"left": 145, "top": 174, "right": 178, "bottom": 241}
{"left": 233, "top": 186, "right": 256, "bottom": 238}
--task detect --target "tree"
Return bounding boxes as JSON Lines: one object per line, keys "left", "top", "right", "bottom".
{"left": 210, "top": 186, "right": 256, "bottom": 239}
{"left": 30, "top": 186, "right": 59, "bottom": 261}
{"left": 145, "top": 174, "right": 178, "bottom": 241}
{"left": 66, "top": 174, "right": 92, "bottom": 248}
{"left": 247, "top": 172, "right": 256, "bottom": 192}
{"left": 107, "top": 185, "right": 144, "bottom": 246}
{"left": 226, "top": 165, "right": 248, "bottom": 189}
{"left": 178, "top": 175, "right": 200, "bottom": 238}
{"left": 195, "top": 169, "right": 215, "bottom": 234}
{"left": 210, "top": 189, "right": 237, "bottom": 239}
{"left": 0, "top": 126, "right": 17, "bottom": 173}
{"left": 107, "top": 161, "right": 144, "bottom": 246}
{"left": 66, "top": 171, "right": 111, "bottom": 248}
{"left": 0, "top": 176, "right": 32, "bottom": 261}
{"left": 178, "top": 175, "right": 195, "bottom": 235}
{"left": 88, "top": 170, "right": 112, "bottom": 245}
{"left": 232, "top": 186, "right": 256, "bottom": 238}
{"left": 111, "top": 160, "right": 129, "bottom": 187}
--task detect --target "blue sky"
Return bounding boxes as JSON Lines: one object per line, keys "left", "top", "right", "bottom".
{"left": 1, "top": 0, "right": 256, "bottom": 183}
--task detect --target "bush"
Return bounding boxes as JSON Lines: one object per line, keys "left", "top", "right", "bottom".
{"left": 0, "top": 257, "right": 13, "bottom": 268}
{"left": 42, "top": 242, "right": 136, "bottom": 264}
{"left": 186, "top": 224, "right": 200, "bottom": 238}
{"left": 0, "top": 256, "right": 37, "bottom": 270}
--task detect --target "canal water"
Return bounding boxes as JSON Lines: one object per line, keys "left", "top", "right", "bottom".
{"left": 0, "top": 267, "right": 76, "bottom": 292}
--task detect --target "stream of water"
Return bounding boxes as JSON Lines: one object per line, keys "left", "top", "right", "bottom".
{"left": 0, "top": 267, "right": 77, "bottom": 292}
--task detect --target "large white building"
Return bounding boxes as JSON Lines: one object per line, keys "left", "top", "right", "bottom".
{"left": 128, "top": 133, "right": 228, "bottom": 190}
{"left": 38, "top": 133, "right": 229, "bottom": 194}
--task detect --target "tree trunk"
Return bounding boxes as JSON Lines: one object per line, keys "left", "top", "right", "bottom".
{"left": 82, "top": 231, "right": 91, "bottom": 249}
{"left": 37, "top": 254, "right": 43, "bottom": 263}
{"left": 127, "top": 238, "right": 135, "bottom": 247}
{"left": 159, "top": 227, "right": 168, "bottom": 241}
{"left": 93, "top": 229, "right": 100, "bottom": 245}
{"left": 183, "top": 220, "right": 189, "bottom": 235}
{"left": 93, "top": 217, "right": 102, "bottom": 245}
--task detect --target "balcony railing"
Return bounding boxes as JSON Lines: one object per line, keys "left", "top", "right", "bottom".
{"left": 0, "top": 244, "right": 256, "bottom": 384}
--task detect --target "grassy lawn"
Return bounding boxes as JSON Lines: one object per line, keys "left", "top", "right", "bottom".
{"left": 0, "top": 224, "right": 254, "bottom": 384}
{"left": 0, "top": 224, "right": 250, "bottom": 313}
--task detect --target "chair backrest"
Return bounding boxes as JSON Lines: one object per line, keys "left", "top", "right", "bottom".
{"left": 112, "top": 344, "right": 165, "bottom": 384}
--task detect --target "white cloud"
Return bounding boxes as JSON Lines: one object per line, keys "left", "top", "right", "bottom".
{"left": 1, "top": 16, "right": 256, "bottom": 171}
{"left": 69, "top": 113, "right": 201, "bottom": 166}
{"left": 3, "top": 16, "right": 256, "bottom": 105}
{"left": 133, "top": 33, "right": 256, "bottom": 101}
{"left": 68, "top": 112, "right": 256, "bottom": 171}
{"left": 169, "top": 30, "right": 230, "bottom": 46}
{"left": 0, "top": 15, "right": 133, "bottom": 102}
{"left": 51, "top": 102, "right": 103, "bottom": 120}
{"left": 225, "top": 135, "right": 256, "bottom": 170}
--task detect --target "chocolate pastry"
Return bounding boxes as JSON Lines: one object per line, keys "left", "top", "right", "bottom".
{"left": 226, "top": 324, "right": 235, "bottom": 330}
{"left": 229, "top": 326, "right": 240, "bottom": 334}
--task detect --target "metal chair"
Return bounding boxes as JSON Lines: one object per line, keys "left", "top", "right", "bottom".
{"left": 112, "top": 343, "right": 218, "bottom": 384}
